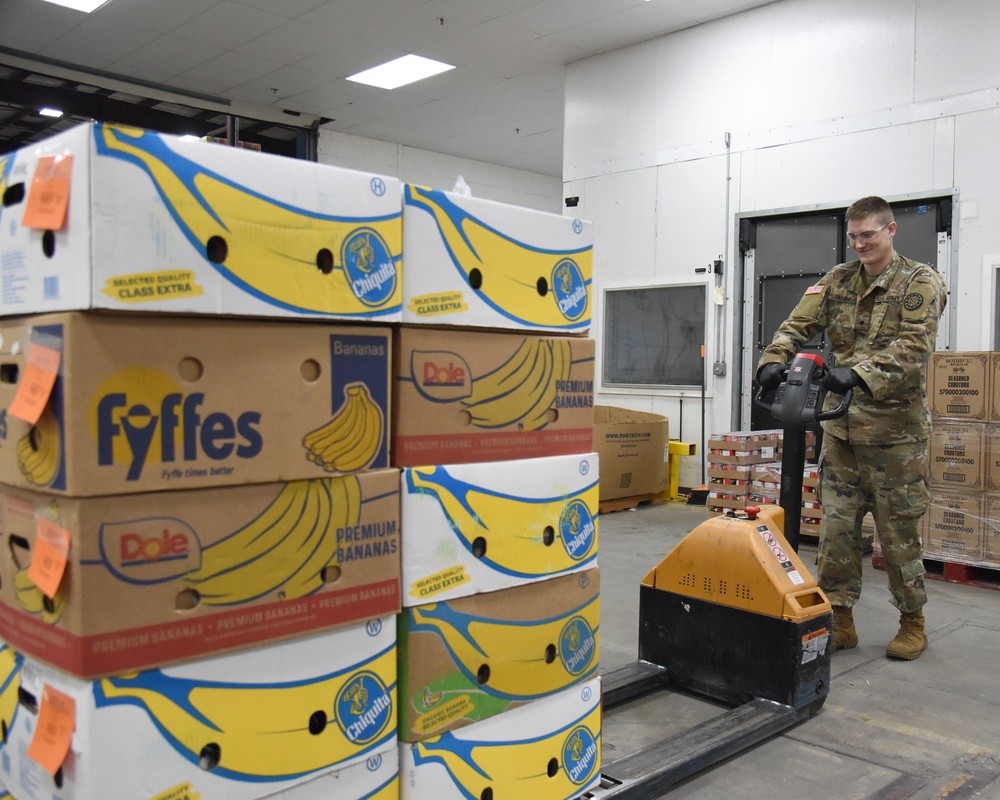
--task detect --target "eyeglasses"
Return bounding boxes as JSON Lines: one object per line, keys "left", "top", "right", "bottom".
{"left": 847, "top": 221, "right": 890, "bottom": 244}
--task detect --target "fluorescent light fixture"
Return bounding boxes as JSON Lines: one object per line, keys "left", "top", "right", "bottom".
{"left": 347, "top": 54, "right": 454, "bottom": 90}
{"left": 39, "top": 107, "right": 63, "bottom": 118}
{"left": 39, "top": 0, "right": 110, "bottom": 11}
{"left": 178, "top": 134, "right": 202, "bottom": 142}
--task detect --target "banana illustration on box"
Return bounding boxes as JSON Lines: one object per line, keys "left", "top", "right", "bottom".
{"left": 0, "top": 644, "right": 24, "bottom": 746}
{"left": 95, "top": 124, "right": 402, "bottom": 317}
{"left": 95, "top": 647, "right": 396, "bottom": 781}
{"left": 404, "top": 185, "right": 591, "bottom": 329}
{"left": 461, "top": 338, "right": 572, "bottom": 430}
{"left": 408, "top": 705, "right": 601, "bottom": 797}
{"left": 16, "top": 404, "right": 61, "bottom": 487}
{"left": 406, "top": 596, "right": 599, "bottom": 703}
{"left": 302, "top": 382, "right": 384, "bottom": 472}
{"left": 185, "top": 476, "right": 361, "bottom": 604}
{"left": 405, "top": 466, "right": 598, "bottom": 577}
{"left": 14, "top": 566, "right": 66, "bottom": 624}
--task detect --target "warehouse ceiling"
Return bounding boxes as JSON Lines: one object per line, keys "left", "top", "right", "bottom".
{"left": 0, "top": 0, "right": 775, "bottom": 175}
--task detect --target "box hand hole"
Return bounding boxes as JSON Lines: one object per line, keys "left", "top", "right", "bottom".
{"left": 42, "top": 230, "right": 55, "bottom": 259}
{"left": 175, "top": 588, "right": 200, "bottom": 611}
{"left": 471, "top": 537, "right": 487, "bottom": 559}
{"left": 177, "top": 357, "right": 203, "bottom": 382}
{"left": 0, "top": 363, "right": 18, "bottom": 384}
{"left": 205, "top": 236, "right": 228, "bottom": 264}
{"left": 476, "top": 664, "right": 490, "bottom": 685}
{"left": 301, "top": 359, "right": 321, "bottom": 382}
{"left": 542, "top": 526, "right": 554, "bottom": 546}
{"left": 547, "top": 757, "right": 559, "bottom": 777}
{"left": 17, "top": 687, "right": 37, "bottom": 715}
{"left": 468, "top": 268, "right": 483, "bottom": 290}
{"left": 8, "top": 534, "right": 30, "bottom": 570}
{"left": 308, "top": 710, "right": 328, "bottom": 735}
{"left": 321, "top": 564, "right": 342, "bottom": 584}
{"left": 316, "top": 248, "right": 334, "bottom": 274}
{"left": 536, "top": 276, "right": 548, "bottom": 296}
{"left": 199, "top": 742, "right": 222, "bottom": 771}
{"left": 2, "top": 183, "right": 25, "bottom": 206}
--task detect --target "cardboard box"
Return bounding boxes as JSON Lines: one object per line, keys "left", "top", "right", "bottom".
{"left": 922, "top": 490, "right": 983, "bottom": 564}
{"left": 0, "top": 122, "right": 403, "bottom": 321}
{"left": 592, "top": 406, "right": 669, "bottom": 500}
{"left": 400, "top": 454, "right": 598, "bottom": 606}
{"left": 256, "top": 748, "right": 399, "bottom": 800}
{"left": 392, "top": 327, "right": 595, "bottom": 466}
{"left": 982, "top": 493, "right": 1000, "bottom": 566}
{"left": 992, "top": 353, "right": 1000, "bottom": 423}
{"left": 399, "top": 677, "right": 601, "bottom": 799}
{"left": 0, "top": 619, "right": 397, "bottom": 800}
{"left": 928, "top": 421, "right": 986, "bottom": 490}
{"left": 402, "top": 185, "right": 592, "bottom": 333}
{"left": 987, "top": 424, "right": 1000, "bottom": 492}
{"left": 0, "top": 470, "right": 399, "bottom": 677}
{"left": 928, "top": 352, "right": 990, "bottom": 421}
{"left": 397, "top": 569, "right": 599, "bottom": 742}
{"left": 0, "top": 312, "right": 390, "bottom": 495}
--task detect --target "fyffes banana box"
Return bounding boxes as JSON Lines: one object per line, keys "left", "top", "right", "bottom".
{"left": 0, "top": 621, "right": 397, "bottom": 800}
{"left": 0, "top": 312, "right": 390, "bottom": 496}
{"left": 0, "top": 122, "right": 402, "bottom": 321}
{"left": 0, "top": 470, "right": 400, "bottom": 677}
{"left": 402, "top": 185, "right": 592, "bottom": 332}
{"left": 399, "top": 676, "right": 601, "bottom": 799}
{"left": 392, "top": 327, "right": 595, "bottom": 466}
{"left": 397, "top": 569, "right": 599, "bottom": 741}
{"left": 400, "top": 453, "right": 598, "bottom": 606}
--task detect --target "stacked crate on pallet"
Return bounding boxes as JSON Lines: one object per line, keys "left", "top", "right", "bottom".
{"left": 393, "top": 186, "right": 603, "bottom": 799}
{"left": 746, "top": 462, "right": 823, "bottom": 540}
{"left": 0, "top": 123, "right": 404, "bottom": 799}
{"left": 705, "top": 430, "right": 779, "bottom": 515}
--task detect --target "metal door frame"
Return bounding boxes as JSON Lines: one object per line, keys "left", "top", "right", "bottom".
{"left": 732, "top": 189, "right": 959, "bottom": 431}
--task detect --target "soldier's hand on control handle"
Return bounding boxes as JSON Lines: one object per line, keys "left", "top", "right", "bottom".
{"left": 824, "top": 367, "right": 861, "bottom": 394}
{"left": 757, "top": 362, "right": 788, "bottom": 391}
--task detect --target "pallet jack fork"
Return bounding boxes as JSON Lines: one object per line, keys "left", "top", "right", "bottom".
{"left": 588, "top": 353, "right": 849, "bottom": 798}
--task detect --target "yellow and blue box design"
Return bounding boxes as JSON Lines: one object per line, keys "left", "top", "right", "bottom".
{"left": 0, "top": 312, "right": 391, "bottom": 496}
{"left": 399, "top": 676, "right": 601, "bottom": 799}
{"left": 402, "top": 184, "right": 592, "bottom": 332}
{"left": 397, "top": 569, "right": 599, "bottom": 741}
{"left": 0, "top": 619, "right": 397, "bottom": 800}
{"left": 0, "top": 122, "right": 402, "bottom": 321}
{"left": 400, "top": 453, "right": 598, "bottom": 606}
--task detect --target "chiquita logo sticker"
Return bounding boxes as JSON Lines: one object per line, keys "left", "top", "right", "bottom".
{"left": 337, "top": 671, "right": 393, "bottom": 745}
{"left": 343, "top": 228, "right": 397, "bottom": 308}
{"left": 559, "top": 616, "right": 597, "bottom": 676}
{"left": 562, "top": 725, "right": 600, "bottom": 786}
{"left": 552, "top": 259, "right": 588, "bottom": 322}
{"left": 560, "top": 499, "right": 597, "bottom": 561}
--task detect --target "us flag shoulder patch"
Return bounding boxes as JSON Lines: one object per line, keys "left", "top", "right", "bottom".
{"left": 804, "top": 285, "right": 824, "bottom": 295}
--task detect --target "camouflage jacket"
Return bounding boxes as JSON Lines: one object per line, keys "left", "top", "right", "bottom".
{"left": 758, "top": 253, "right": 947, "bottom": 444}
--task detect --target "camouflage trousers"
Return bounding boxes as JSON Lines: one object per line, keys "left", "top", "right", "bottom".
{"left": 818, "top": 434, "right": 930, "bottom": 613}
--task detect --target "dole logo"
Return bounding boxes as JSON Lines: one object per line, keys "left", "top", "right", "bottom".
{"left": 100, "top": 517, "right": 202, "bottom": 585}
{"left": 96, "top": 390, "right": 263, "bottom": 481}
{"left": 410, "top": 350, "right": 472, "bottom": 402}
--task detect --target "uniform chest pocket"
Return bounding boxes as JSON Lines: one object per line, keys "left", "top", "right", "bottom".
{"left": 870, "top": 300, "right": 900, "bottom": 346}
{"left": 827, "top": 299, "right": 856, "bottom": 349}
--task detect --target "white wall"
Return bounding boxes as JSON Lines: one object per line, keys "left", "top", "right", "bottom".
{"left": 565, "top": 0, "right": 1000, "bottom": 487}
{"left": 317, "top": 129, "right": 563, "bottom": 214}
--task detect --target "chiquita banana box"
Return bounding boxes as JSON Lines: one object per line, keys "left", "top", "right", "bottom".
{"left": 400, "top": 453, "right": 598, "bottom": 606}
{"left": 0, "top": 470, "right": 399, "bottom": 677}
{"left": 0, "top": 312, "right": 390, "bottom": 496}
{"left": 392, "top": 327, "right": 595, "bottom": 466}
{"left": 399, "top": 676, "right": 601, "bottom": 799}
{"left": 397, "top": 569, "right": 599, "bottom": 741}
{"left": 0, "top": 122, "right": 402, "bottom": 321}
{"left": 0, "top": 621, "right": 397, "bottom": 800}
{"left": 259, "top": 750, "right": 399, "bottom": 800}
{"left": 402, "top": 184, "right": 592, "bottom": 332}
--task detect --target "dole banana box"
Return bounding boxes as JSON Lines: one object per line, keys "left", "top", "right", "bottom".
{"left": 397, "top": 569, "right": 599, "bottom": 742}
{"left": 0, "top": 621, "right": 397, "bottom": 800}
{"left": 399, "top": 676, "right": 601, "bottom": 799}
{"left": 400, "top": 453, "right": 598, "bottom": 606}
{"left": 0, "top": 312, "right": 390, "bottom": 496}
{"left": 392, "top": 327, "right": 595, "bottom": 466}
{"left": 402, "top": 184, "right": 592, "bottom": 333}
{"left": 0, "top": 470, "right": 399, "bottom": 677}
{"left": 0, "top": 122, "right": 402, "bottom": 321}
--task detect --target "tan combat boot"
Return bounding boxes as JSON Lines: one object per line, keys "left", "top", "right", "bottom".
{"left": 885, "top": 608, "right": 928, "bottom": 660}
{"left": 832, "top": 606, "right": 858, "bottom": 650}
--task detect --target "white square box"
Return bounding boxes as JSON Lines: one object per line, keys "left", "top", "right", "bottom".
{"left": 0, "top": 122, "right": 402, "bottom": 321}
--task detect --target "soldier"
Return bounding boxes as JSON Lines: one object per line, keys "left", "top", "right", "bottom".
{"left": 757, "top": 196, "right": 947, "bottom": 660}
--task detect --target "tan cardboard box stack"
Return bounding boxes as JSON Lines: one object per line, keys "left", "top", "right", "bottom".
{"left": 591, "top": 406, "right": 670, "bottom": 502}
{"left": 706, "top": 431, "right": 780, "bottom": 514}
{"left": 925, "top": 352, "right": 998, "bottom": 568}
{"left": 394, "top": 185, "right": 602, "bottom": 799}
{"left": 0, "top": 123, "right": 404, "bottom": 799}
{"left": 747, "top": 462, "right": 824, "bottom": 538}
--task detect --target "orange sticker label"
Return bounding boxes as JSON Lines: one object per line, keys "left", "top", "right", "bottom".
{"left": 27, "top": 518, "right": 71, "bottom": 600}
{"left": 27, "top": 684, "right": 76, "bottom": 775}
{"left": 22, "top": 155, "right": 73, "bottom": 231}
{"left": 9, "top": 342, "right": 61, "bottom": 424}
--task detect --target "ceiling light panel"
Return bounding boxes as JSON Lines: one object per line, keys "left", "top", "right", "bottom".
{"left": 347, "top": 55, "right": 455, "bottom": 90}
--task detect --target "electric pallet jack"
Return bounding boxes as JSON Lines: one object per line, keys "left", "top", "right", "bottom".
{"left": 589, "top": 353, "right": 851, "bottom": 798}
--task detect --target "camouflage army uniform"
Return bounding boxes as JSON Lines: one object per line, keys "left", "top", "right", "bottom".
{"left": 758, "top": 253, "right": 947, "bottom": 612}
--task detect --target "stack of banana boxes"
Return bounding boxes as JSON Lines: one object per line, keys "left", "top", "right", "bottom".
{"left": 0, "top": 123, "right": 404, "bottom": 799}
{"left": 392, "top": 184, "right": 602, "bottom": 799}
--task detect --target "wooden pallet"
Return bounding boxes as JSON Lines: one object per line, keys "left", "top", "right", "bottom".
{"left": 923, "top": 558, "right": 1000, "bottom": 591}
{"left": 599, "top": 491, "right": 667, "bottom": 514}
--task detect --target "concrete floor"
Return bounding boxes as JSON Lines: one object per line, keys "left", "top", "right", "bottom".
{"left": 597, "top": 501, "right": 1000, "bottom": 800}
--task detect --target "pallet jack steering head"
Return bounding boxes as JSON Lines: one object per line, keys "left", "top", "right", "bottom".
{"left": 754, "top": 352, "right": 851, "bottom": 427}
